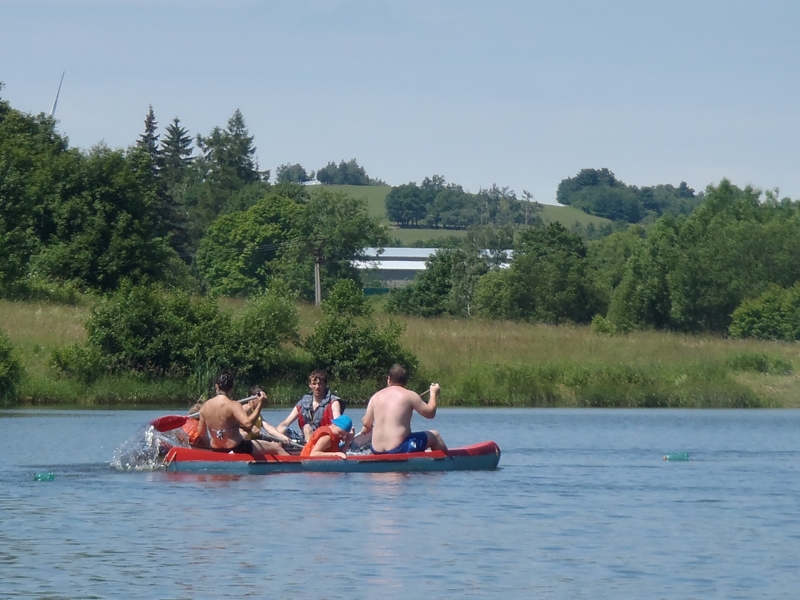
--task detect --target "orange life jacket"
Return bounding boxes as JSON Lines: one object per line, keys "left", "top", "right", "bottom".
{"left": 301, "top": 426, "right": 343, "bottom": 457}
{"left": 182, "top": 418, "right": 201, "bottom": 445}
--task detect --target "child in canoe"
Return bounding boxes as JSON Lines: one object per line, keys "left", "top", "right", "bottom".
{"left": 300, "top": 415, "right": 354, "bottom": 459}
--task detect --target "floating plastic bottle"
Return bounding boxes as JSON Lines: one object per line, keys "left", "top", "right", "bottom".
{"left": 33, "top": 472, "right": 55, "bottom": 481}
{"left": 663, "top": 453, "right": 689, "bottom": 461}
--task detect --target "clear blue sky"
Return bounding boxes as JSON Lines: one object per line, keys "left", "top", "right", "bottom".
{"left": 2, "top": 0, "right": 799, "bottom": 203}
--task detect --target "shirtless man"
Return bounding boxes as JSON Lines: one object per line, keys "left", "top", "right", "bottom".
{"left": 359, "top": 364, "right": 447, "bottom": 454}
{"left": 198, "top": 371, "right": 288, "bottom": 455}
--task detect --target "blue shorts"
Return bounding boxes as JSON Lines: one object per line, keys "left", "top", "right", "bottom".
{"left": 372, "top": 431, "right": 429, "bottom": 455}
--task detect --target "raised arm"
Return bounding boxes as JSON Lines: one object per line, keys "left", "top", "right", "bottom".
{"left": 412, "top": 383, "right": 440, "bottom": 419}
{"left": 232, "top": 395, "right": 263, "bottom": 429}
{"left": 331, "top": 399, "right": 342, "bottom": 419}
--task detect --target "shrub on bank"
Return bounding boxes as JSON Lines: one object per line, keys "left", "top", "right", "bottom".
{"left": 305, "top": 280, "right": 418, "bottom": 381}
{"left": 729, "top": 284, "right": 800, "bottom": 342}
{"left": 0, "top": 329, "right": 24, "bottom": 404}
{"left": 50, "top": 282, "right": 300, "bottom": 387}
{"left": 444, "top": 361, "right": 771, "bottom": 408}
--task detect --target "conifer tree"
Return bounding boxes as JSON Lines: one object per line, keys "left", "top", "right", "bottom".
{"left": 160, "top": 116, "right": 193, "bottom": 188}
{"left": 137, "top": 105, "right": 160, "bottom": 176}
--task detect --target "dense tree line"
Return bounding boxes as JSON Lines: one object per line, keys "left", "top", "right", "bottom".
{"left": 387, "top": 223, "right": 606, "bottom": 323}
{"left": 388, "top": 181, "right": 800, "bottom": 341}
{"left": 275, "top": 158, "right": 382, "bottom": 186}
{"left": 557, "top": 168, "right": 702, "bottom": 223}
{"left": 385, "top": 176, "right": 543, "bottom": 229}
{"left": 0, "top": 88, "right": 386, "bottom": 301}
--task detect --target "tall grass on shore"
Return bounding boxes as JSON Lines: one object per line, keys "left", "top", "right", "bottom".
{"left": 3, "top": 298, "right": 800, "bottom": 407}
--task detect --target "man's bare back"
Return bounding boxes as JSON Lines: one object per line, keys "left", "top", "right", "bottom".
{"left": 361, "top": 370, "right": 446, "bottom": 453}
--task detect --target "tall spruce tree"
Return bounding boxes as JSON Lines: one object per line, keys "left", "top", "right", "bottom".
{"left": 136, "top": 105, "right": 160, "bottom": 178}
{"left": 197, "top": 109, "right": 260, "bottom": 189}
{"left": 160, "top": 116, "right": 193, "bottom": 188}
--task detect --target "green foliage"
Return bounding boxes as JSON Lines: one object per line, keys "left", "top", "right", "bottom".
{"left": 50, "top": 342, "right": 105, "bottom": 385}
{"left": 323, "top": 278, "right": 372, "bottom": 317}
{"left": 276, "top": 163, "right": 312, "bottom": 184}
{"left": 590, "top": 315, "right": 617, "bottom": 336}
{"left": 385, "top": 176, "right": 533, "bottom": 229}
{"left": 182, "top": 109, "right": 267, "bottom": 246}
{"left": 557, "top": 168, "right": 700, "bottom": 223}
{"left": 474, "top": 223, "right": 608, "bottom": 323}
{"left": 53, "top": 282, "right": 300, "bottom": 384}
{"left": 30, "top": 144, "right": 173, "bottom": 291}
{"left": 136, "top": 105, "right": 160, "bottom": 167}
{"left": 445, "top": 361, "right": 765, "bottom": 408}
{"left": 610, "top": 180, "right": 800, "bottom": 332}
{"left": 83, "top": 282, "right": 225, "bottom": 376}
{"left": 232, "top": 284, "right": 300, "bottom": 380}
{"left": 725, "top": 352, "right": 793, "bottom": 375}
{"left": 196, "top": 192, "right": 303, "bottom": 295}
{"left": 0, "top": 93, "right": 73, "bottom": 292}
{"left": 587, "top": 226, "right": 646, "bottom": 289}
{"left": 0, "top": 328, "right": 23, "bottom": 404}
{"left": 305, "top": 281, "right": 418, "bottom": 381}
{"left": 160, "top": 116, "right": 194, "bottom": 189}
{"left": 278, "top": 189, "right": 388, "bottom": 300}
{"left": 387, "top": 247, "right": 490, "bottom": 317}
{"left": 729, "top": 284, "right": 800, "bottom": 341}
{"left": 315, "top": 159, "right": 372, "bottom": 185}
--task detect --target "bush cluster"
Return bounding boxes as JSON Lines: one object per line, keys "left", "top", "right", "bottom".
{"left": 50, "top": 280, "right": 418, "bottom": 391}
{"left": 51, "top": 281, "right": 299, "bottom": 385}
{"left": 729, "top": 284, "right": 800, "bottom": 342}
{"left": 0, "top": 329, "right": 23, "bottom": 404}
{"left": 306, "top": 280, "right": 418, "bottom": 381}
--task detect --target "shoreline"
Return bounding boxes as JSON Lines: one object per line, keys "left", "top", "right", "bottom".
{"left": 3, "top": 298, "right": 800, "bottom": 409}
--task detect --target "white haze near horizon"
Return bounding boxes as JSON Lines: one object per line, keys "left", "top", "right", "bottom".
{"left": 1, "top": 0, "right": 799, "bottom": 205}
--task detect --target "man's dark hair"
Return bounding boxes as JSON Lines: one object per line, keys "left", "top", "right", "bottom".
{"left": 387, "top": 364, "right": 408, "bottom": 386}
{"left": 249, "top": 384, "right": 263, "bottom": 396}
{"left": 216, "top": 370, "right": 234, "bottom": 393}
{"left": 309, "top": 369, "right": 328, "bottom": 385}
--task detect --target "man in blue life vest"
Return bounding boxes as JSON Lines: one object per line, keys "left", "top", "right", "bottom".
{"left": 359, "top": 364, "right": 447, "bottom": 454}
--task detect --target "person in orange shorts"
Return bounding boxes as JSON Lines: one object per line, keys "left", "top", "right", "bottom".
{"left": 300, "top": 415, "right": 354, "bottom": 459}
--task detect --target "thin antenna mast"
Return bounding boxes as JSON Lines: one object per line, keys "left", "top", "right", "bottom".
{"left": 50, "top": 71, "right": 65, "bottom": 118}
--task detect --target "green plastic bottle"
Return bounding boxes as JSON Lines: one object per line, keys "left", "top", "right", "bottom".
{"left": 663, "top": 453, "right": 689, "bottom": 461}
{"left": 33, "top": 472, "right": 55, "bottom": 481}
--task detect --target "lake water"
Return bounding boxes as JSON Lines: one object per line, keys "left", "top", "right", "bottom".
{"left": 1, "top": 408, "right": 799, "bottom": 599}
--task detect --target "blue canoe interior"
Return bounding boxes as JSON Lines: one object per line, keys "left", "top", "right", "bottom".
{"left": 164, "top": 441, "right": 501, "bottom": 474}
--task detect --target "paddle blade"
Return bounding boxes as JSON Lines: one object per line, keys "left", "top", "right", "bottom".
{"left": 150, "top": 415, "right": 188, "bottom": 432}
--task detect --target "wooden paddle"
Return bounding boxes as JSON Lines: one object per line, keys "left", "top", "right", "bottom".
{"left": 149, "top": 395, "right": 258, "bottom": 432}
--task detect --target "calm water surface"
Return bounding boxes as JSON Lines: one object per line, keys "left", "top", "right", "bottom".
{"left": 1, "top": 408, "right": 799, "bottom": 599}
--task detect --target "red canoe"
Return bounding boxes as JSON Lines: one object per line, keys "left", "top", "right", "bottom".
{"left": 164, "top": 441, "right": 501, "bottom": 474}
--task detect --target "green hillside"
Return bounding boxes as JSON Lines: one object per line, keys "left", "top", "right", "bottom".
{"left": 539, "top": 204, "right": 613, "bottom": 228}
{"left": 309, "top": 184, "right": 391, "bottom": 221}
{"left": 310, "top": 184, "right": 613, "bottom": 245}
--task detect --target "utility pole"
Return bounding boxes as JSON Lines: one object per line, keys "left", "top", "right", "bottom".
{"left": 314, "top": 254, "right": 322, "bottom": 307}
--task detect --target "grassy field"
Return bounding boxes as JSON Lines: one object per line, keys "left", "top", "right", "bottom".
{"left": 313, "top": 184, "right": 613, "bottom": 244}
{"left": 309, "top": 184, "right": 391, "bottom": 221}
{"left": 538, "top": 204, "right": 613, "bottom": 228}
{"left": 5, "top": 296, "right": 800, "bottom": 408}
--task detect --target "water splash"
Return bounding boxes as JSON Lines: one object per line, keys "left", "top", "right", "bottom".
{"left": 111, "top": 426, "right": 190, "bottom": 471}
